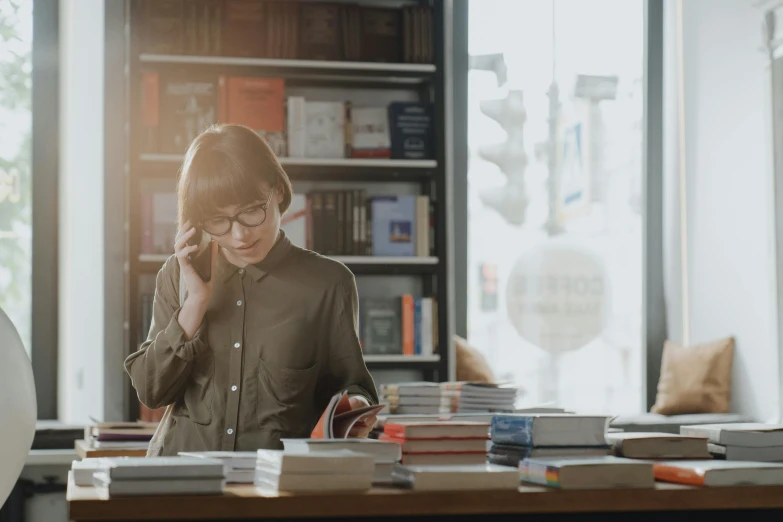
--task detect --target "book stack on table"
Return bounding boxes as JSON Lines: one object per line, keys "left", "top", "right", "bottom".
{"left": 380, "top": 421, "right": 490, "bottom": 466}
{"left": 254, "top": 449, "right": 375, "bottom": 493}
{"left": 681, "top": 423, "right": 783, "bottom": 462}
{"left": 178, "top": 451, "right": 257, "bottom": 483}
{"left": 281, "top": 438, "right": 402, "bottom": 485}
{"left": 91, "top": 457, "right": 225, "bottom": 497}
{"left": 379, "top": 382, "right": 442, "bottom": 415}
{"left": 439, "top": 382, "right": 518, "bottom": 414}
{"left": 84, "top": 422, "right": 157, "bottom": 453}
{"left": 488, "top": 414, "right": 612, "bottom": 467}
{"left": 392, "top": 463, "right": 519, "bottom": 491}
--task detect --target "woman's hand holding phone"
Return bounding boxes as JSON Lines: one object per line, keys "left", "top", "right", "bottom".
{"left": 174, "top": 222, "right": 219, "bottom": 340}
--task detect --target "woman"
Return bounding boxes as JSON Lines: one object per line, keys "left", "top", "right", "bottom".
{"left": 124, "top": 124, "right": 379, "bottom": 455}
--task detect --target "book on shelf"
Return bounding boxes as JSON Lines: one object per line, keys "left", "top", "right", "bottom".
{"left": 653, "top": 460, "right": 783, "bottom": 486}
{"left": 679, "top": 423, "right": 783, "bottom": 447}
{"left": 303, "top": 101, "right": 348, "bottom": 159}
{"left": 607, "top": 432, "right": 712, "bottom": 460}
{"left": 159, "top": 74, "right": 217, "bottom": 155}
{"left": 217, "top": 76, "right": 286, "bottom": 156}
{"left": 519, "top": 456, "right": 655, "bottom": 489}
{"left": 359, "top": 295, "right": 437, "bottom": 357}
{"left": 389, "top": 102, "right": 435, "bottom": 160}
{"left": 310, "top": 390, "right": 384, "bottom": 439}
{"left": 139, "top": 1, "right": 433, "bottom": 65}
{"left": 350, "top": 106, "right": 391, "bottom": 158}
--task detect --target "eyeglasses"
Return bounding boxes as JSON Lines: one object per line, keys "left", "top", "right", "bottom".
{"left": 201, "top": 189, "right": 274, "bottom": 237}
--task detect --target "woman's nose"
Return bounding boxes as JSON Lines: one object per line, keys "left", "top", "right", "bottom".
{"left": 231, "top": 221, "right": 251, "bottom": 240}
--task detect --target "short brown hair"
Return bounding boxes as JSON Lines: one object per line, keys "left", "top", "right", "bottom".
{"left": 177, "top": 124, "right": 293, "bottom": 227}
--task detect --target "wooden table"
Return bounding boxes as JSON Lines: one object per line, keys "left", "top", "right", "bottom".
{"left": 67, "top": 472, "right": 783, "bottom": 521}
{"left": 75, "top": 440, "right": 148, "bottom": 459}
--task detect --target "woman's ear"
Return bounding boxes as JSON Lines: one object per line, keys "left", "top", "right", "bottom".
{"left": 276, "top": 189, "right": 284, "bottom": 206}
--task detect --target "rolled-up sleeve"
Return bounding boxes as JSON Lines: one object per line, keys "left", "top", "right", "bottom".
{"left": 321, "top": 274, "right": 379, "bottom": 405}
{"left": 124, "top": 257, "right": 210, "bottom": 410}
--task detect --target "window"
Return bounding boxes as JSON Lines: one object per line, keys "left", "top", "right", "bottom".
{"left": 0, "top": 0, "right": 33, "bottom": 354}
{"left": 467, "top": 0, "right": 645, "bottom": 413}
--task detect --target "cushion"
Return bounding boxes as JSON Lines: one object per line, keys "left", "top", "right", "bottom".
{"left": 651, "top": 337, "right": 734, "bottom": 415}
{"left": 454, "top": 335, "right": 495, "bottom": 383}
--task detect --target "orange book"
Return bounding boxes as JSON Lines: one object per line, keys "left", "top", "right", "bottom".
{"left": 311, "top": 391, "right": 385, "bottom": 439}
{"left": 401, "top": 294, "right": 414, "bottom": 355}
{"left": 383, "top": 422, "right": 490, "bottom": 440}
{"left": 217, "top": 75, "right": 286, "bottom": 156}
{"left": 653, "top": 463, "right": 707, "bottom": 486}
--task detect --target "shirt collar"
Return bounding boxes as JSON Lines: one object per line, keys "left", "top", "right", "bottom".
{"left": 217, "top": 230, "right": 293, "bottom": 283}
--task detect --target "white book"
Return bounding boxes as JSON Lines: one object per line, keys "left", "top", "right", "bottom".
{"left": 256, "top": 449, "right": 375, "bottom": 475}
{"left": 416, "top": 195, "right": 429, "bottom": 257}
{"left": 608, "top": 432, "right": 711, "bottom": 459}
{"left": 680, "top": 423, "right": 783, "bottom": 447}
{"left": 392, "top": 464, "right": 519, "bottom": 491}
{"left": 350, "top": 107, "right": 391, "bottom": 156}
{"left": 281, "top": 438, "right": 401, "bottom": 462}
{"left": 400, "top": 453, "right": 488, "bottom": 466}
{"left": 373, "top": 461, "right": 396, "bottom": 485}
{"left": 93, "top": 472, "right": 224, "bottom": 497}
{"left": 280, "top": 193, "right": 307, "bottom": 249}
{"left": 708, "top": 443, "right": 783, "bottom": 461}
{"left": 178, "top": 451, "right": 258, "bottom": 470}
{"left": 420, "top": 297, "right": 433, "bottom": 356}
{"left": 383, "top": 396, "right": 442, "bottom": 407}
{"left": 287, "top": 96, "right": 306, "bottom": 158}
{"left": 254, "top": 469, "right": 372, "bottom": 492}
{"left": 225, "top": 469, "right": 256, "bottom": 484}
{"left": 520, "top": 456, "right": 655, "bottom": 489}
{"left": 72, "top": 458, "right": 112, "bottom": 487}
{"left": 100, "top": 457, "right": 225, "bottom": 480}
{"left": 304, "top": 101, "right": 345, "bottom": 158}
{"left": 379, "top": 382, "right": 442, "bottom": 397}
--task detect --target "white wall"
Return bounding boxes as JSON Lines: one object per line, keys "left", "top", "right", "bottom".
{"left": 665, "top": 0, "right": 779, "bottom": 422}
{"left": 58, "top": 0, "right": 106, "bottom": 423}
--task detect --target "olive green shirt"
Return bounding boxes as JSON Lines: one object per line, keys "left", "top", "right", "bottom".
{"left": 124, "top": 231, "right": 378, "bottom": 456}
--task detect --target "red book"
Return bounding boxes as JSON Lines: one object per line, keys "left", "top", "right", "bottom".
{"left": 380, "top": 435, "right": 488, "bottom": 453}
{"left": 383, "top": 421, "right": 490, "bottom": 440}
{"left": 311, "top": 391, "right": 384, "bottom": 439}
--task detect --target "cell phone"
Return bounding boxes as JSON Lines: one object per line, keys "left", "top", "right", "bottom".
{"left": 187, "top": 228, "right": 212, "bottom": 282}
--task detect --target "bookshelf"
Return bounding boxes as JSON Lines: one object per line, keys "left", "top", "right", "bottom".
{"left": 125, "top": 0, "right": 450, "bottom": 422}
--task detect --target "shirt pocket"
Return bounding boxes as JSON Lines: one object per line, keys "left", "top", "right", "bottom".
{"left": 256, "top": 358, "right": 318, "bottom": 434}
{"left": 181, "top": 351, "right": 215, "bottom": 425}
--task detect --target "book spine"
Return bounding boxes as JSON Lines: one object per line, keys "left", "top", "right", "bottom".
{"left": 336, "top": 191, "right": 345, "bottom": 255}
{"left": 490, "top": 416, "right": 535, "bottom": 446}
{"left": 352, "top": 189, "right": 361, "bottom": 255}
{"left": 652, "top": 464, "right": 706, "bottom": 486}
{"left": 344, "top": 190, "right": 354, "bottom": 255}
{"left": 287, "top": 96, "right": 306, "bottom": 158}
{"left": 141, "top": 72, "right": 159, "bottom": 154}
{"left": 414, "top": 297, "right": 422, "bottom": 355}
{"left": 305, "top": 193, "right": 313, "bottom": 250}
{"left": 365, "top": 196, "right": 373, "bottom": 255}
{"left": 323, "top": 191, "right": 337, "bottom": 255}
{"left": 421, "top": 297, "right": 433, "bottom": 356}
{"left": 519, "top": 461, "right": 561, "bottom": 488}
{"left": 311, "top": 192, "right": 323, "bottom": 253}
{"left": 402, "top": 294, "right": 414, "bottom": 356}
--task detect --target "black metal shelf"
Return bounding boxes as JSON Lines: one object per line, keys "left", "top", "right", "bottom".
{"left": 137, "top": 254, "right": 438, "bottom": 276}
{"left": 364, "top": 355, "right": 441, "bottom": 369}
{"left": 138, "top": 155, "right": 436, "bottom": 182}
{"left": 138, "top": 54, "right": 436, "bottom": 86}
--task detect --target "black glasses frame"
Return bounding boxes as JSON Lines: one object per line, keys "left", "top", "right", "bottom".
{"left": 201, "top": 189, "right": 274, "bottom": 237}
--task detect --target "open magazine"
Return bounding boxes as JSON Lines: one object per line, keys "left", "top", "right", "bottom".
{"left": 311, "top": 391, "right": 385, "bottom": 439}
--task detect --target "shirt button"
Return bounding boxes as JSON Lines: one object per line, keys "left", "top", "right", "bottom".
{"left": 231, "top": 385, "right": 238, "bottom": 392}
{"left": 227, "top": 428, "right": 233, "bottom": 435}
{"left": 234, "top": 342, "right": 240, "bottom": 349}
{"left": 237, "top": 300, "right": 242, "bottom": 306}
{"left": 238, "top": 268, "right": 244, "bottom": 275}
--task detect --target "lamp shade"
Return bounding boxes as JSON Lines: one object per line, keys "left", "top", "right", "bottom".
{"left": 0, "top": 307, "right": 36, "bottom": 507}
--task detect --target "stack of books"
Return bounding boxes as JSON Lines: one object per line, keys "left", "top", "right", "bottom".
{"left": 255, "top": 449, "right": 375, "bottom": 493}
{"left": 85, "top": 422, "right": 157, "bottom": 452}
{"left": 488, "top": 414, "right": 612, "bottom": 467}
{"left": 392, "top": 463, "right": 519, "bottom": 491}
{"left": 178, "top": 451, "right": 257, "bottom": 483}
{"left": 379, "top": 382, "right": 442, "bottom": 415}
{"left": 681, "top": 423, "right": 783, "bottom": 461}
{"left": 92, "top": 457, "right": 225, "bottom": 497}
{"left": 439, "top": 382, "right": 519, "bottom": 414}
{"left": 380, "top": 421, "right": 490, "bottom": 466}
{"left": 607, "top": 432, "right": 711, "bottom": 460}
{"left": 71, "top": 458, "right": 117, "bottom": 487}
{"left": 281, "top": 438, "right": 402, "bottom": 485}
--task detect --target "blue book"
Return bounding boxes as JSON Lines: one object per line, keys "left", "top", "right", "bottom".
{"left": 490, "top": 415, "right": 610, "bottom": 447}
{"left": 370, "top": 196, "right": 416, "bottom": 256}
{"left": 388, "top": 102, "right": 434, "bottom": 160}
